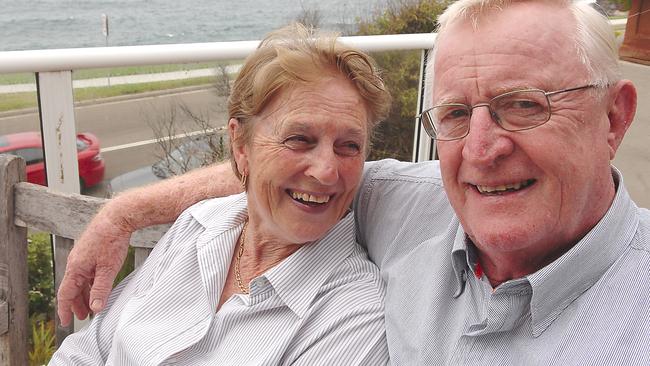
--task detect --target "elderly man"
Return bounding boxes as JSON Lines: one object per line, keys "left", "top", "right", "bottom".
{"left": 59, "top": 0, "right": 648, "bottom": 364}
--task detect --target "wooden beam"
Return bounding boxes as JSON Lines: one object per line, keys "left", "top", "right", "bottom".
{"left": 13, "top": 182, "right": 169, "bottom": 248}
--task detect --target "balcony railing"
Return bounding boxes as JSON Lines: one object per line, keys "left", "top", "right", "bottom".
{"left": 0, "top": 33, "right": 440, "bottom": 199}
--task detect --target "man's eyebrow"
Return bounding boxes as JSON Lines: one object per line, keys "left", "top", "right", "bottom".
{"left": 492, "top": 84, "right": 539, "bottom": 95}
{"left": 434, "top": 84, "right": 542, "bottom": 105}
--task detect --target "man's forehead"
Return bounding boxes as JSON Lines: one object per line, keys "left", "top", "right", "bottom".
{"left": 431, "top": 3, "right": 585, "bottom": 99}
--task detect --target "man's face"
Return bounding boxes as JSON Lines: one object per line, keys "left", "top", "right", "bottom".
{"left": 433, "top": 3, "right": 617, "bottom": 267}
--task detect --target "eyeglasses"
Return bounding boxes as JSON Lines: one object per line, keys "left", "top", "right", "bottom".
{"left": 416, "top": 85, "right": 597, "bottom": 141}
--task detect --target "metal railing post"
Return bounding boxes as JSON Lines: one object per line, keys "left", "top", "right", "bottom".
{"left": 412, "top": 48, "right": 436, "bottom": 162}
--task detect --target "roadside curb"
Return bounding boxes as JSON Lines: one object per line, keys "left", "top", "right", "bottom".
{"left": 0, "top": 84, "right": 217, "bottom": 118}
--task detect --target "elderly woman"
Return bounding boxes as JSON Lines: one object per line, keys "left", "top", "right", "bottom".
{"left": 50, "top": 24, "right": 391, "bottom": 365}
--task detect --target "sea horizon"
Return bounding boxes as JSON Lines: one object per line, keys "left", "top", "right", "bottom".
{"left": 0, "top": 0, "right": 389, "bottom": 52}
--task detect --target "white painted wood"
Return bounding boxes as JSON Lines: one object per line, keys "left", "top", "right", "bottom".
{"left": 37, "top": 71, "right": 81, "bottom": 194}
{"left": 37, "top": 71, "right": 80, "bottom": 337}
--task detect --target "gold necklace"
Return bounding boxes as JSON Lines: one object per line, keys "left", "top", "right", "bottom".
{"left": 235, "top": 221, "right": 250, "bottom": 294}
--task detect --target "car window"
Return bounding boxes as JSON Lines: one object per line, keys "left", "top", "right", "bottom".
{"left": 76, "top": 138, "right": 88, "bottom": 151}
{"left": 153, "top": 136, "right": 223, "bottom": 178}
{"left": 11, "top": 148, "right": 44, "bottom": 165}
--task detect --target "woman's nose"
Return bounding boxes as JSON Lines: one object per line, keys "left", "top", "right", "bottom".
{"left": 305, "top": 148, "right": 339, "bottom": 185}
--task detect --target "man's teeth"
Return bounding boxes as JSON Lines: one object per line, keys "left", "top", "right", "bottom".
{"left": 476, "top": 180, "right": 533, "bottom": 194}
{"left": 290, "top": 191, "right": 330, "bottom": 203}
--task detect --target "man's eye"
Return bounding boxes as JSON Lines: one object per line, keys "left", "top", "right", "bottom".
{"left": 511, "top": 100, "right": 541, "bottom": 109}
{"left": 436, "top": 107, "right": 469, "bottom": 123}
{"left": 449, "top": 109, "right": 469, "bottom": 118}
{"left": 335, "top": 142, "right": 362, "bottom": 157}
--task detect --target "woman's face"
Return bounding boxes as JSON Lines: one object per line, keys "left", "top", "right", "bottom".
{"left": 231, "top": 75, "right": 369, "bottom": 244}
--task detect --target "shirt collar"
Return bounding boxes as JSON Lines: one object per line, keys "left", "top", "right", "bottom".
{"left": 449, "top": 168, "right": 639, "bottom": 335}
{"left": 189, "top": 194, "right": 356, "bottom": 318}
{"left": 527, "top": 167, "right": 639, "bottom": 336}
{"left": 264, "top": 212, "right": 356, "bottom": 318}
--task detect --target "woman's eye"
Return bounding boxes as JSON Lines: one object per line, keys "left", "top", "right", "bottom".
{"left": 336, "top": 142, "right": 362, "bottom": 156}
{"left": 283, "top": 135, "right": 312, "bottom": 149}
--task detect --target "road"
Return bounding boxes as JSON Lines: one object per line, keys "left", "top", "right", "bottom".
{"left": 0, "top": 86, "right": 229, "bottom": 182}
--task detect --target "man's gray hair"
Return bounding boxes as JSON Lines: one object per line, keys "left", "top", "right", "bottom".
{"left": 424, "top": 0, "right": 621, "bottom": 108}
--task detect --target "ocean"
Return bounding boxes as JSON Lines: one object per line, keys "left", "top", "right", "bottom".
{"left": 0, "top": 0, "right": 388, "bottom": 52}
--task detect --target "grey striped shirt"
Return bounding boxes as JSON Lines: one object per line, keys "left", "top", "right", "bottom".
{"left": 355, "top": 159, "right": 650, "bottom": 365}
{"left": 51, "top": 193, "right": 388, "bottom": 365}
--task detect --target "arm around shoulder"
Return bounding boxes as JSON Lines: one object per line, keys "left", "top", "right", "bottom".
{"left": 57, "top": 162, "right": 241, "bottom": 325}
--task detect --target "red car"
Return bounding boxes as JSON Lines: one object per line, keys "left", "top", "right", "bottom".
{"left": 0, "top": 131, "right": 105, "bottom": 189}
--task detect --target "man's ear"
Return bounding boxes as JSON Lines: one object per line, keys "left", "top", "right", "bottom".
{"left": 607, "top": 80, "right": 637, "bottom": 160}
{"left": 228, "top": 118, "right": 248, "bottom": 174}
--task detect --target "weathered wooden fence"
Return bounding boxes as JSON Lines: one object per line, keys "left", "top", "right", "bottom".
{"left": 0, "top": 154, "right": 168, "bottom": 365}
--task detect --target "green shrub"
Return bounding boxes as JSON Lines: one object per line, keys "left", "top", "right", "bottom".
{"left": 356, "top": 0, "right": 451, "bottom": 161}
{"left": 28, "top": 315, "right": 55, "bottom": 366}
{"left": 27, "top": 233, "right": 54, "bottom": 320}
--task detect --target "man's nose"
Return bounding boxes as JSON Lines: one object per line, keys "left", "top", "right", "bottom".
{"left": 462, "top": 106, "right": 514, "bottom": 167}
{"left": 305, "top": 146, "right": 339, "bottom": 185}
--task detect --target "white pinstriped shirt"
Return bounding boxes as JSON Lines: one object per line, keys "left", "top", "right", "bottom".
{"left": 355, "top": 159, "right": 650, "bottom": 366}
{"left": 51, "top": 193, "right": 388, "bottom": 365}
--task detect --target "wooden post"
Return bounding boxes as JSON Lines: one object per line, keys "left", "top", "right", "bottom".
{"left": 0, "top": 155, "right": 28, "bottom": 366}
{"left": 620, "top": 0, "right": 650, "bottom": 65}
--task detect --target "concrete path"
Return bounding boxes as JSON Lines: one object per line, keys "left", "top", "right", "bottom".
{"left": 615, "top": 61, "right": 650, "bottom": 208}
{"left": 0, "top": 65, "right": 240, "bottom": 93}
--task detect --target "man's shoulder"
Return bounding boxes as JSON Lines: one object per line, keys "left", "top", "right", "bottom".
{"left": 359, "top": 159, "right": 449, "bottom": 215}
{"left": 365, "top": 158, "right": 443, "bottom": 184}
{"left": 632, "top": 206, "right": 650, "bottom": 252}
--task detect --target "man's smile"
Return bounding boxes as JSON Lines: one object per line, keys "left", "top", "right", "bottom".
{"left": 474, "top": 179, "right": 536, "bottom": 195}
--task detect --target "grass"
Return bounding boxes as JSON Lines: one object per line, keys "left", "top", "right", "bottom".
{"left": 0, "top": 76, "right": 216, "bottom": 112}
{"left": 0, "top": 61, "right": 238, "bottom": 85}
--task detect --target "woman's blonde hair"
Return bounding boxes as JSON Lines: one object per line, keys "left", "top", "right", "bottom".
{"left": 228, "top": 23, "right": 391, "bottom": 179}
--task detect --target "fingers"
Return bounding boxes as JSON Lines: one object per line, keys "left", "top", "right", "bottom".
{"left": 57, "top": 277, "right": 90, "bottom": 327}
{"left": 89, "top": 266, "right": 120, "bottom": 313}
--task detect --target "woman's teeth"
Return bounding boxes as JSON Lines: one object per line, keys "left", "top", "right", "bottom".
{"left": 290, "top": 191, "right": 330, "bottom": 204}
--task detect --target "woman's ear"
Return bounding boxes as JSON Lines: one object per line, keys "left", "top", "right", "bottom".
{"left": 229, "top": 118, "right": 248, "bottom": 174}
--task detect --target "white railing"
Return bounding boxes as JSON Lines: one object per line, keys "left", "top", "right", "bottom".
{"left": 0, "top": 33, "right": 438, "bottom": 199}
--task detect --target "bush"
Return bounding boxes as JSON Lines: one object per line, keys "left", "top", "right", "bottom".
{"left": 356, "top": 0, "right": 451, "bottom": 161}
{"left": 28, "top": 315, "right": 55, "bottom": 366}
{"left": 27, "top": 233, "right": 55, "bottom": 320}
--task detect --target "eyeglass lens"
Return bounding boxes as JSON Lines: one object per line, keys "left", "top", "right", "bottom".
{"left": 424, "top": 90, "right": 551, "bottom": 140}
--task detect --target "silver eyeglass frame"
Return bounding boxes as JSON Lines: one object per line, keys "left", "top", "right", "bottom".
{"left": 416, "top": 84, "right": 597, "bottom": 141}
